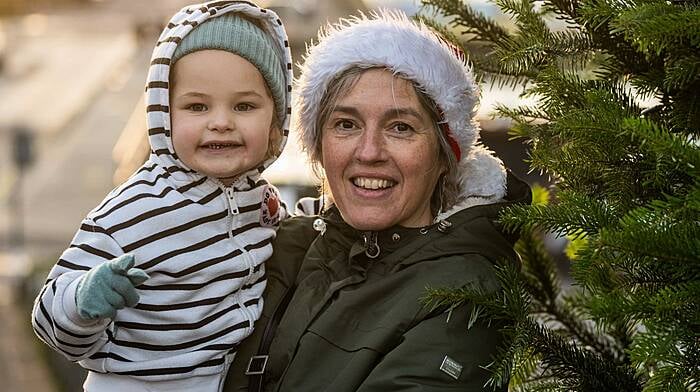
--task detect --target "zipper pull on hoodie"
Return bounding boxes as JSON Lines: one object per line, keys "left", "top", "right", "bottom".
{"left": 225, "top": 186, "right": 238, "bottom": 215}
{"left": 362, "top": 231, "right": 380, "bottom": 259}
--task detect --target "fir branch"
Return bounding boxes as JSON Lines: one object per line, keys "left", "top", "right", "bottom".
{"left": 630, "top": 321, "right": 700, "bottom": 391}
{"left": 507, "top": 347, "right": 542, "bottom": 388}
{"left": 498, "top": 109, "right": 552, "bottom": 143}
{"left": 512, "top": 379, "right": 570, "bottom": 392}
{"left": 492, "top": 0, "right": 558, "bottom": 75}
{"left": 539, "top": 297, "right": 627, "bottom": 364}
{"left": 495, "top": 104, "right": 552, "bottom": 123}
{"left": 669, "top": 87, "right": 700, "bottom": 135}
{"left": 494, "top": 28, "right": 596, "bottom": 75}
{"left": 598, "top": 207, "right": 700, "bottom": 266}
{"left": 579, "top": 0, "right": 660, "bottom": 79}
{"left": 550, "top": 30, "right": 596, "bottom": 71}
{"left": 622, "top": 118, "right": 700, "bottom": 169}
{"left": 523, "top": 68, "right": 588, "bottom": 114}
{"left": 416, "top": 6, "right": 536, "bottom": 86}
{"left": 611, "top": 4, "right": 700, "bottom": 56}
{"left": 629, "top": 68, "right": 666, "bottom": 99}
{"left": 663, "top": 54, "right": 700, "bottom": 91}
{"left": 560, "top": 291, "right": 629, "bottom": 360}
{"left": 415, "top": 15, "right": 534, "bottom": 86}
{"left": 414, "top": 14, "right": 466, "bottom": 48}
{"left": 578, "top": 0, "right": 635, "bottom": 31}
{"left": 649, "top": 281, "right": 700, "bottom": 324}
{"left": 480, "top": 63, "right": 537, "bottom": 89}
{"left": 525, "top": 68, "right": 641, "bottom": 116}
{"left": 540, "top": 0, "right": 580, "bottom": 24}
{"left": 527, "top": 320, "right": 642, "bottom": 391}
{"left": 514, "top": 230, "right": 561, "bottom": 310}
{"left": 500, "top": 190, "right": 620, "bottom": 239}
{"left": 420, "top": 0, "right": 510, "bottom": 43}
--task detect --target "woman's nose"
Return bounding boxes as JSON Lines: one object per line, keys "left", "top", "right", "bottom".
{"left": 354, "top": 127, "right": 385, "bottom": 163}
{"left": 207, "top": 108, "right": 233, "bottom": 132}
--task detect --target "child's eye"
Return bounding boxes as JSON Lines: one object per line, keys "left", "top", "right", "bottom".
{"left": 187, "top": 103, "right": 207, "bottom": 112}
{"left": 235, "top": 103, "right": 255, "bottom": 111}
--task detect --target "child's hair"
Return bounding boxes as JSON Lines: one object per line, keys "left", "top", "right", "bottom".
{"left": 169, "top": 13, "right": 286, "bottom": 158}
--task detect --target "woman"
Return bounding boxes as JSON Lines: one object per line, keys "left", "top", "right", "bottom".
{"left": 224, "top": 10, "right": 531, "bottom": 391}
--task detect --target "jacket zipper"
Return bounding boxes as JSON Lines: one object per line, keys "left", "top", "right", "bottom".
{"left": 277, "top": 230, "right": 377, "bottom": 390}
{"left": 363, "top": 231, "right": 380, "bottom": 259}
{"left": 225, "top": 186, "right": 239, "bottom": 228}
{"left": 224, "top": 186, "right": 255, "bottom": 335}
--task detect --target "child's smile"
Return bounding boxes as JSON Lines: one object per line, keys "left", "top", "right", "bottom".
{"left": 201, "top": 142, "right": 242, "bottom": 150}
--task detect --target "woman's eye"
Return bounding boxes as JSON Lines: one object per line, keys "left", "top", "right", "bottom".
{"left": 391, "top": 122, "right": 414, "bottom": 134}
{"left": 235, "top": 103, "right": 254, "bottom": 111}
{"left": 334, "top": 120, "right": 356, "bottom": 131}
{"left": 187, "top": 103, "right": 207, "bottom": 112}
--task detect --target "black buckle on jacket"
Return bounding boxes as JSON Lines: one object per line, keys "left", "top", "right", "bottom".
{"left": 245, "top": 355, "right": 269, "bottom": 375}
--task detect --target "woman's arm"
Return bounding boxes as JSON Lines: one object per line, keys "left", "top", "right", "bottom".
{"left": 223, "top": 216, "right": 318, "bottom": 391}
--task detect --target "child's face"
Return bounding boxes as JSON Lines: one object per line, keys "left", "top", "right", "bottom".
{"left": 170, "top": 50, "right": 277, "bottom": 185}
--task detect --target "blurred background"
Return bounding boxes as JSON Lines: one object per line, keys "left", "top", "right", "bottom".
{"left": 0, "top": 0, "right": 545, "bottom": 390}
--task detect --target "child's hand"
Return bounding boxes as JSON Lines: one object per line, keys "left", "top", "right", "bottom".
{"left": 75, "top": 254, "right": 150, "bottom": 321}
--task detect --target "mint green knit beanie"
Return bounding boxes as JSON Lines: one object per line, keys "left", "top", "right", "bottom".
{"left": 171, "top": 14, "right": 285, "bottom": 121}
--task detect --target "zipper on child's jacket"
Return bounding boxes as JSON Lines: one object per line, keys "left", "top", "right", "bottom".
{"left": 223, "top": 185, "right": 255, "bottom": 334}
{"left": 225, "top": 186, "right": 239, "bottom": 216}
{"left": 224, "top": 186, "right": 239, "bottom": 239}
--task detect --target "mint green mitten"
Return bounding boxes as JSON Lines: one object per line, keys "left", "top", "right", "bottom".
{"left": 75, "top": 254, "right": 150, "bottom": 321}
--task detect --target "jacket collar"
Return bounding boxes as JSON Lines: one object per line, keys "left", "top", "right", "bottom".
{"left": 316, "top": 172, "right": 530, "bottom": 265}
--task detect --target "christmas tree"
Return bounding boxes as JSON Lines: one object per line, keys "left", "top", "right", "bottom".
{"left": 419, "top": 0, "right": 699, "bottom": 390}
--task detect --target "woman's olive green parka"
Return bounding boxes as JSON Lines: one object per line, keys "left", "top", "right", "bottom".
{"left": 224, "top": 173, "right": 531, "bottom": 391}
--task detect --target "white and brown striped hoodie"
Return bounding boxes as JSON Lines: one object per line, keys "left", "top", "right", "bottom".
{"left": 31, "top": 1, "right": 293, "bottom": 383}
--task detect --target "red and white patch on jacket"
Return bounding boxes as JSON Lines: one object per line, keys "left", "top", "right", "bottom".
{"left": 260, "top": 185, "right": 281, "bottom": 227}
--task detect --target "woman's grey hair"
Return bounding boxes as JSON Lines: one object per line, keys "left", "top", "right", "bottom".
{"left": 309, "top": 66, "right": 460, "bottom": 216}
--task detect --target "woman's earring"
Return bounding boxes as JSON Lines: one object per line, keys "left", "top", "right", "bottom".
{"left": 320, "top": 175, "right": 326, "bottom": 213}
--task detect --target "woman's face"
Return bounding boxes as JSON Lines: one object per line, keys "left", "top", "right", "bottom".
{"left": 321, "top": 68, "right": 443, "bottom": 230}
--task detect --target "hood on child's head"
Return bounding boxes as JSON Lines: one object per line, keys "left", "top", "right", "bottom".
{"left": 144, "top": 1, "right": 293, "bottom": 181}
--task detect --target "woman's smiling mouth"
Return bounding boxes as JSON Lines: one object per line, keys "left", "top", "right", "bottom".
{"left": 351, "top": 177, "right": 396, "bottom": 190}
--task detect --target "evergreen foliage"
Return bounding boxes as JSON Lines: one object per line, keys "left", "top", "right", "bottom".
{"left": 419, "top": 0, "right": 699, "bottom": 390}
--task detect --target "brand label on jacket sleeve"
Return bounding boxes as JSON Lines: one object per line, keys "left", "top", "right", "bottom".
{"left": 440, "top": 355, "right": 463, "bottom": 380}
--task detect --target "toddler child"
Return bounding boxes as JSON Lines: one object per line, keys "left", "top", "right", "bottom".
{"left": 31, "top": 1, "right": 293, "bottom": 391}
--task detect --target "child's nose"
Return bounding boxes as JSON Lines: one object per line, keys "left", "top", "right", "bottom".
{"left": 207, "top": 109, "right": 233, "bottom": 132}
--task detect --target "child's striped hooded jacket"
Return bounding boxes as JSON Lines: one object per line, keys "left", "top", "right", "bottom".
{"left": 31, "top": 1, "right": 293, "bottom": 381}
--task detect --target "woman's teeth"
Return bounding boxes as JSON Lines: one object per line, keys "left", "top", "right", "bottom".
{"left": 353, "top": 177, "right": 394, "bottom": 190}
